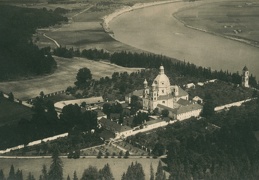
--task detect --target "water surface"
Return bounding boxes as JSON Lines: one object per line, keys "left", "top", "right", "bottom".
{"left": 109, "top": 1, "right": 259, "bottom": 78}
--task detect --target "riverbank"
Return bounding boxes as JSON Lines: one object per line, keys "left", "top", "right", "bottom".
{"left": 107, "top": 0, "right": 259, "bottom": 78}
{"left": 102, "top": 0, "right": 181, "bottom": 35}
{"left": 173, "top": 1, "right": 259, "bottom": 49}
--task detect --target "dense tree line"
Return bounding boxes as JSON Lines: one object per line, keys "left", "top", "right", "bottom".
{"left": 53, "top": 46, "right": 257, "bottom": 87}
{"left": 110, "top": 51, "right": 257, "bottom": 87}
{"left": 53, "top": 47, "right": 110, "bottom": 60}
{"left": 0, "top": 5, "right": 67, "bottom": 81}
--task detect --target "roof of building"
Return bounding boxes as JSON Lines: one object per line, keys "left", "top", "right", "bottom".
{"left": 193, "top": 96, "right": 203, "bottom": 101}
{"left": 157, "top": 103, "right": 202, "bottom": 115}
{"left": 99, "top": 118, "right": 132, "bottom": 132}
{"left": 186, "top": 83, "right": 195, "bottom": 88}
{"left": 110, "top": 113, "right": 120, "bottom": 120}
{"left": 177, "top": 98, "right": 190, "bottom": 106}
{"left": 145, "top": 119, "right": 163, "bottom": 125}
{"left": 127, "top": 90, "right": 143, "bottom": 97}
{"left": 157, "top": 104, "right": 175, "bottom": 111}
{"left": 177, "top": 87, "right": 189, "bottom": 97}
{"left": 54, "top": 96, "right": 104, "bottom": 110}
{"left": 173, "top": 103, "right": 203, "bottom": 114}
{"left": 197, "top": 82, "right": 204, "bottom": 86}
{"left": 243, "top": 66, "right": 248, "bottom": 71}
{"left": 157, "top": 94, "right": 174, "bottom": 100}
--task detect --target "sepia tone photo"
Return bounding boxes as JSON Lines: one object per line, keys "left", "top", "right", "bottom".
{"left": 0, "top": 0, "right": 258, "bottom": 179}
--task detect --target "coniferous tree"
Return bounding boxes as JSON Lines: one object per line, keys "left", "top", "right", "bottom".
{"left": 41, "top": 165, "right": 48, "bottom": 180}
{"left": 48, "top": 147, "right": 63, "bottom": 180}
{"left": 123, "top": 162, "right": 145, "bottom": 180}
{"left": 81, "top": 166, "right": 99, "bottom": 180}
{"left": 73, "top": 171, "right": 78, "bottom": 180}
{"left": 124, "top": 151, "right": 130, "bottom": 158}
{"left": 26, "top": 172, "right": 35, "bottom": 180}
{"left": 121, "top": 172, "right": 126, "bottom": 180}
{"left": 0, "top": 170, "right": 5, "bottom": 180}
{"left": 99, "top": 163, "right": 114, "bottom": 180}
{"left": 8, "top": 165, "right": 15, "bottom": 180}
{"left": 8, "top": 92, "right": 14, "bottom": 102}
{"left": 150, "top": 164, "right": 155, "bottom": 180}
{"left": 16, "top": 169, "right": 23, "bottom": 180}
{"left": 155, "top": 161, "right": 164, "bottom": 180}
{"left": 67, "top": 175, "right": 70, "bottom": 180}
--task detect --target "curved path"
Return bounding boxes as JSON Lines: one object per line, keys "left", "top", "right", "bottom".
{"left": 109, "top": 0, "right": 259, "bottom": 78}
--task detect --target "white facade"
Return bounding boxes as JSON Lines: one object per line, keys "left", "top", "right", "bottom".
{"left": 142, "top": 65, "right": 188, "bottom": 111}
{"left": 242, "top": 66, "right": 249, "bottom": 88}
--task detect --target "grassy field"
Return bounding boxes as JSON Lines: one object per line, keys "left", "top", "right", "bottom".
{"left": 175, "top": 1, "right": 259, "bottom": 46}
{"left": 0, "top": 157, "right": 162, "bottom": 180}
{"left": 0, "top": 97, "right": 32, "bottom": 127}
{"left": 0, "top": 57, "right": 142, "bottom": 100}
{"left": 32, "top": 1, "right": 146, "bottom": 53}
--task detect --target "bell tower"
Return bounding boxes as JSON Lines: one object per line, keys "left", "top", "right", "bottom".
{"left": 242, "top": 66, "right": 249, "bottom": 88}
{"left": 143, "top": 79, "right": 149, "bottom": 98}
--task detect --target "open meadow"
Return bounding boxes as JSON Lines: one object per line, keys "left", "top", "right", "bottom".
{"left": 0, "top": 157, "right": 161, "bottom": 180}
{"left": 0, "top": 57, "right": 142, "bottom": 100}
{"left": 175, "top": 1, "right": 259, "bottom": 46}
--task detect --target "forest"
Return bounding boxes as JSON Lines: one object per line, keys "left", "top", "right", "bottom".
{"left": 53, "top": 47, "right": 258, "bottom": 88}
{"left": 127, "top": 98, "right": 259, "bottom": 179}
{"left": 0, "top": 5, "right": 67, "bottom": 81}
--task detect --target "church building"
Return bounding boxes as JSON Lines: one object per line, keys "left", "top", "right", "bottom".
{"left": 142, "top": 65, "right": 189, "bottom": 112}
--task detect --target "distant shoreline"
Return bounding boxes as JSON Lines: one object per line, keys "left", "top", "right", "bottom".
{"left": 173, "top": 12, "right": 259, "bottom": 49}
{"left": 104, "top": 0, "right": 259, "bottom": 49}
{"left": 101, "top": 0, "right": 180, "bottom": 36}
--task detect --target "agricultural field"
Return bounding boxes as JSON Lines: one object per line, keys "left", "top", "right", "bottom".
{"left": 32, "top": 1, "right": 146, "bottom": 52}
{"left": 175, "top": 1, "right": 259, "bottom": 46}
{"left": 0, "top": 97, "right": 32, "bottom": 127}
{"left": 0, "top": 57, "right": 142, "bottom": 100}
{"left": 0, "top": 157, "right": 161, "bottom": 180}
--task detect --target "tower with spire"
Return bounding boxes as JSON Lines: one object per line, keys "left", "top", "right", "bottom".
{"left": 242, "top": 66, "right": 249, "bottom": 88}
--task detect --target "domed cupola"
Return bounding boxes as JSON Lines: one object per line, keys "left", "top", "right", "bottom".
{"left": 152, "top": 65, "right": 171, "bottom": 95}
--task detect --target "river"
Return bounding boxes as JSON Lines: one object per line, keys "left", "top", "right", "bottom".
{"left": 109, "top": 1, "right": 259, "bottom": 78}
